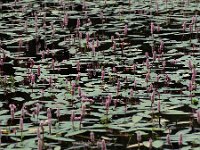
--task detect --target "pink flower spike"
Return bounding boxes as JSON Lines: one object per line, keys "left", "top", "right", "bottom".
{"left": 9, "top": 104, "right": 16, "bottom": 120}
{"left": 134, "top": 80, "right": 137, "bottom": 89}
{"left": 101, "top": 139, "right": 107, "bottom": 150}
{"left": 112, "top": 41, "right": 116, "bottom": 51}
{"left": 150, "top": 22, "right": 154, "bottom": 35}
{"left": 35, "top": 103, "right": 40, "bottom": 116}
{"left": 29, "top": 58, "right": 35, "bottom": 68}
{"left": 112, "top": 66, "right": 117, "bottom": 73}
{"left": 49, "top": 76, "right": 53, "bottom": 86}
{"left": 92, "top": 44, "right": 95, "bottom": 56}
{"left": 19, "top": 117, "right": 24, "bottom": 131}
{"left": 162, "top": 60, "right": 166, "bottom": 70}
{"left": 71, "top": 82, "right": 76, "bottom": 96}
{"left": 146, "top": 58, "right": 150, "bottom": 69}
{"left": 165, "top": 74, "right": 171, "bottom": 84}
{"left": 86, "top": 32, "right": 90, "bottom": 43}
{"left": 48, "top": 118, "right": 52, "bottom": 134}
{"left": 38, "top": 137, "right": 43, "bottom": 150}
{"left": 63, "top": 13, "right": 68, "bottom": 27}
{"left": 56, "top": 108, "right": 60, "bottom": 119}
{"left": 160, "top": 40, "right": 164, "bottom": 51}
{"left": 78, "top": 86, "right": 82, "bottom": 97}
{"left": 111, "top": 36, "right": 114, "bottom": 43}
{"left": 31, "top": 74, "right": 35, "bottom": 84}
{"left": 130, "top": 88, "right": 134, "bottom": 98}
{"left": 71, "top": 110, "right": 75, "bottom": 123}
{"left": 37, "top": 65, "right": 41, "bottom": 76}
{"left": 178, "top": 133, "right": 183, "bottom": 146}
{"left": 18, "top": 37, "right": 23, "bottom": 49}
{"left": 96, "top": 39, "right": 100, "bottom": 47}
{"left": 197, "top": 110, "right": 200, "bottom": 124}
{"left": 90, "top": 131, "right": 95, "bottom": 142}
{"left": 137, "top": 132, "right": 142, "bottom": 142}
{"left": 156, "top": 74, "right": 160, "bottom": 82}
{"left": 105, "top": 99, "right": 110, "bottom": 114}
{"left": 191, "top": 68, "right": 197, "bottom": 82}
{"left": 124, "top": 24, "right": 128, "bottom": 35}
{"left": 37, "top": 127, "right": 41, "bottom": 139}
{"left": 145, "top": 70, "right": 150, "bottom": 83}
{"left": 145, "top": 52, "right": 149, "bottom": 58}
{"left": 47, "top": 108, "right": 51, "bottom": 120}
{"left": 21, "top": 105, "right": 26, "bottom": 118}
{"left": 191, "top": 16, "right": 196, "bottom": 24}
{"left": 189, "top": 23, "right": 193, "bottom": 33}
{"left": 132, "top": 63, "right": 137, "bottom": 73}
{"left": 76, "top": 18, "right": 80, "bottom": 28}
{"left": 182, "top": 21, "right": 186, "bottom": 32}
{"left": 76, "top": 61, "right": 80, "bottom": 72}
{"left": 149, "top": 138, "right": 153, "bottom": 149}
{"left": 157, "top": 24, "right": 160, "bottom": 32}
{"left": 188, "top": 80, "right": 193, "bottom": 92}
{"left": 150, "top": 91, "right": 155, "bottom": 104}
{"left": 117, "top": 79, "right": 120, "bottom": 92}
{"left": 157, "top": 100, "right": 161, "bottom": 112}
{"left": 74, "top": 116, "right": 81, "bottom": 121}
{"left": 153, "top": 51, "right": 157, "bottom": 61}
{"left": 101, "top": 69, "right": 105, "bottom": 81}
{"left": 166, "top": 134, "right": 171, "bottom": 145}
{"left": 81, "top": 104, "right": 86, "bottom": 117}
{"left": 188, "top": 60, "right": 193, "bottom": 70}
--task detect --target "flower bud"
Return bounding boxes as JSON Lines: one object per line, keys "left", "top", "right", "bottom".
{"left": 137, "top": 132, "right": 142, "bottom": 142}
{"left": 90, "top": 131, "right": 95, "bottom": 142}
{"left": 178, "top": 133, "right": 183, "bottom": 146}
{"left": 20, "top": 117, "right": 23, "bottom": 131}
{"left": 166, "top": 134, "right": 171, "bottom": 145}
{"left": 101, "top": 139, "right": 106, "bottom": 150}
{"left": 124, "top": 24, "right": 128, "bottom": 35}
{"left": 150, "top": 22, "right": 154, "bottom": 34}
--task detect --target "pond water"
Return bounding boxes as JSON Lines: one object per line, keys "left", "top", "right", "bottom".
{"left": 0, "top": 0, "right": 200, "bottom": 150}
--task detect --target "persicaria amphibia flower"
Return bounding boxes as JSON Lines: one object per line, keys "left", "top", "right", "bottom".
{"left": 37, "top": 127, "right": 40, "bottom": 139}
{"left": 197, "top": 110, "right": 200, "bottom": 124}
{"left": 124, "top": 24, "right": 128, "bottom": 35}
{"left": 157, "top": 100, "right": 161, "bottom": 112}
{"left": 38, "top": 137, "right": 43, "bottom": 150}
{"left": 105, "top": 99, "right": 110, "bottom": 114}
{"left": 37, "top": 65, "right": 41, "bottom": 76}
{"left": 19, "top": 117, "right": 23, "bottom": 131}
{"left": 149, "top": 138, "right": 153, "bottom": 149}
{"left": 63, "top": 13, "right": 68, "bottom": 27}
{"left": 56, "top": 108, "right": 60, "bottom": 118}
{"left": 9, "top": 104, "right": 16, "bottom": 120}
{"left": 166, "top": 133, "right": 171, "bottom": 145}
{"left": 112, "top": 41, "right": 116, "bottom": 51}
{"left": 150, "top": 91, "right": 155, "bottom": 104}
{"left": 90, "top": 131, "right": 95, "bottom": 142}
{"left": 101, "top": 69, "right": 105, "bottom": 81}
{"left": 47, "top": 108, "right": 51, "bottom": 120}
{"left": 137, "top": 132, "right": 142, "bottom": 142}
{"left": 188, "top": 60, "right": 193, "bottom": 70}
{"left": 76, "top": 18, "right": 80, "bottom": 28}
{"left": 78, "top": 86, "right": 82, "bottom": 97}
{"left": 101, "top": 139, "right": 107, "bottom": 150}
{"left": 111, "top": 36, "right": 114, "bottom": 43}
{"left": 76, "top": 61, "right": 80, "bottom": 72}
{"left": 21, "top": 105, "right": 26, "bottom": 118}
{"left": 182, "top": 21, "right": 186, "bottom": 32}
{"left": 81, "top": 104, "right": 86, "bottom": 117}
{"left": 178, "top": 133, "right": 183, "bottom": 146}
{"left": 71, "top": 110, "right": 75, "bottom": 127}
{"left": 150, "top": 22, "right": 154, "bottom": 35}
